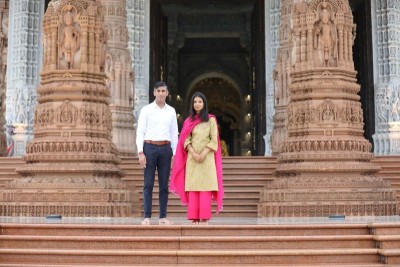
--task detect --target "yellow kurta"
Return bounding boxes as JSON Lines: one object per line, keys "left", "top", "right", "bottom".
{"left": 184, "top": 117, "right": 219, "bottom": 192}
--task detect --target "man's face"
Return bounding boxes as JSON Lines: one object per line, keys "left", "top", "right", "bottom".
{"left": 154, "top": 86, "right": 169, "bottom": 103}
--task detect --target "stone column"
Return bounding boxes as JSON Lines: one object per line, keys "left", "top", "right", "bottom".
{"left": 126, "top": 0, "right": 150, "bottom": 123}
{"left": 264, "top": 0, "right": 281, "bottom": 155}
{"left": 5, "top": 0, "right": 44, "bottom": 156}
{"left": 259, "top": 0, "right": 397, "bottom": 217}
{"left": 0, "top": 0, "right": 133, "bottom": 217}
{"left": 270, "top": 0, "right": 295, "bottom": 156}
{"left": 0, "top": 1, "right": 8, "bottom": 156}
{"left": 101, "top": 0, "right": 136, "bottom": 156}
{"left": 372, "top": 0, "right": 400, "bottom": 155}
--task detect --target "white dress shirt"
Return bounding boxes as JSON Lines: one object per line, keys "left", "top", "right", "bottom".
{"left": 136, "top": 101, "right": 179, "bottom": 154}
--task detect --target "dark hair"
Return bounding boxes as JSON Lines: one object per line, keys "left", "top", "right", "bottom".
{"left": 153, "top": 81, "right": 168, "bottom": 90}
{"left": 189, "top": 92, "right": 209, "bottom": 122}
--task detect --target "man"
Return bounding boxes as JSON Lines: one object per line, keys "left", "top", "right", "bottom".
{"left": 136, "top": 81, "right": 178, "bottom": 225}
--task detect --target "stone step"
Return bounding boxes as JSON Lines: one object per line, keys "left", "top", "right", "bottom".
{"left": 0, "top": 224, "right": 371, "bottom": 237}
{"left": 0, "top": 263, "right": 388, "bottom": 267}
{"left": 0, "top": 235, "right": 375, "bottom": 250}
{"left": 374, "top": 235, "right": 400, "bottom": 249}
{"left": 378, "top": 249, "right": 400, "bottom": 264}
{"left": 0, "top": 248, "right": 380, "bottom": 265}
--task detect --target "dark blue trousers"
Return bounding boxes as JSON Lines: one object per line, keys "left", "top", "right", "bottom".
{"left": 143, "top": 142, "right": 172, "bottom": 218}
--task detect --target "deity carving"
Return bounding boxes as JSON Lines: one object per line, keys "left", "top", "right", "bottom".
{"left": 313, "top": 3, "right": 337, "bottom": 67}
{"left": 59, "top": 8, "right": 80, "bottom": 69}
{"left": 56, "top": 100, "right": 77, "bottom": 126}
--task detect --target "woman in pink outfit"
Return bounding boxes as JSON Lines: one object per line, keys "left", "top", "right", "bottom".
{"left": 170, "top": 92, "right": 224, "bottom": 225}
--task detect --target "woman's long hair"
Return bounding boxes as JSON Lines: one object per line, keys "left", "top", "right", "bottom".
{"left": 189, "top": 92, "right": 209, "bottom": 122}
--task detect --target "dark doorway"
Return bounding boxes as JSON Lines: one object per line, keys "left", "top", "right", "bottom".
{"left": 351, "top": 0, "right": 375, "bottom": 146}
{"left": 150, "top": 0, "right": 266, "bottom": 155}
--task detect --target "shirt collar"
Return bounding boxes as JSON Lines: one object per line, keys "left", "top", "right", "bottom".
{"left": 152, "top": 101, "right": 168, "bottom": 109}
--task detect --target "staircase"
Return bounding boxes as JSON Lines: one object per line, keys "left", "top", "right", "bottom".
{"left": 0, "top": 222, "right": 399, "bottom": 266}
{"left": 119, "top": 156, "right": 276, "bottom": 217}
{"left": 0, "top": 156, "right": 399, "bottom": 216}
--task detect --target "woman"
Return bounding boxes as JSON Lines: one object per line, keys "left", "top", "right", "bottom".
{"left": 170, "top": 92, "right": 224, "bottom": 225}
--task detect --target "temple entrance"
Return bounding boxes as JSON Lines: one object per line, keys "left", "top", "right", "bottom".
{"left": 187, "top": 76, "right": 242, "bottom": 156}
{"left": 150, "top": 0, "right": 266, "bottom": 156}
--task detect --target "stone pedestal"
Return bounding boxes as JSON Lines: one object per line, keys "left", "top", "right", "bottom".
{"left": 259, "top": 0, "right": 398, "bottom": 217}
{"left": 0, "top": 0, "right": 133, "bottom": 217}
{"left": 11, "top": 123, "right": 30, "bottom": 156}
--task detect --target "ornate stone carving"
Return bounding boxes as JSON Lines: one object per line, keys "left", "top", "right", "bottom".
{"left": 126, "top": 0, "right": 149, "bottom": 122}
{"left": 0, "top": 1, "right": 8, "bottom": 156}
{"left": 59, "top": 7, "right": 81, "bottom": 69}
{"left": 57, "top": 100, "right": 78, "bottom": 126}
{"left": 101, "top": 0, "right": 136, "bottom": 156}
{"left": 372, "top": 0, "right": 400, "bottom": 154}
{"left": 0, "top": 0, "right": 133, "bottom": 217}
{"left": 260, "top": 0, "right": 398, "bottom": 217}
{"left": 5, "top": 0, "right": 42, "bottom": 156}
{"left": 313, "top": 3, "right": 338, "bottom": 67}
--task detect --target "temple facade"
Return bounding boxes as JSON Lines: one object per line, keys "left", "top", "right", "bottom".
{"left": 0, "top": 0, "right": 399, "bottom": 158}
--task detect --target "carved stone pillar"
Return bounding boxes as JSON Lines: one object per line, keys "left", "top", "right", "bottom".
{"left": 0, "top": 1, "right": 8, "bottom": 156}
{"left": 264, "top": 0, "right": 281, "bottom": 155}
{"left": 101, "top": 0, "right": 136, "bottom": 156}
{"left": 126, "top": 0, "right": 150, "bottom": 125}
{"left": 259, "top": 0, "right": 398, "bottom": 217}
{"left": 270, "top": 0, "right": 291, "bottom": 155}
{"left": 0, "top": 0, "right": 133, "bottom": 217}
{"left": 5, "top": 0, "right": 43, "bottom": 156}
{"left": 372, "top": 0, "right": 400, "bottom": 155}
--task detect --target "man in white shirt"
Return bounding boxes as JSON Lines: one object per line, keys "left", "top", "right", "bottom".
{"left": 136, "top": 81, "right": 179, "bottom": 225}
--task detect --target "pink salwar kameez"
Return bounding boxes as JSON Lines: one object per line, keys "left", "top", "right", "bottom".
{"left": 170, "top": 114, "right": 224, "bottom": 221}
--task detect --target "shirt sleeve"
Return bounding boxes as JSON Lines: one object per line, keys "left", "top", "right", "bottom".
{"left": 135, "top": 106, "right": 147, "bottom": 153}
{"left": 206, "top": 117, "right": 218, "bottom": 152}
{"left": 170, "top": 108, "right": 179, "bottom": 155}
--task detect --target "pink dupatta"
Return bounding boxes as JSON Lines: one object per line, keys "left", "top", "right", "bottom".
{"left": 169, "top": 114, "right": 224, "bottom": 213}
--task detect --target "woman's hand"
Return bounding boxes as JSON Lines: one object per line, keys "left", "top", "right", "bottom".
{"left": 192, "top": 152, "right": 202, "bottom": 163}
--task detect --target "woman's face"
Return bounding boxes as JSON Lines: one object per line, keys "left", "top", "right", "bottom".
{"left": 193, "top": 96, "right": 204, "bottom": 114}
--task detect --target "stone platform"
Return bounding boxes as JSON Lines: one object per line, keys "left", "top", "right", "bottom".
{"left": 0, "top": 216, "right": 399, "bottom": 266}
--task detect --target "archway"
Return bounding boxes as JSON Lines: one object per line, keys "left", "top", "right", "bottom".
{"left": 186, "top": 76, "right": 249, "bottom": 156}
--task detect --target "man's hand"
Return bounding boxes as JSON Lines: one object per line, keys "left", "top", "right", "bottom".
{"left": 138, "top": 152, "right": 146, "bottom": 168}
{"left": 170, "top": 155, "right": 175, "bottom": 168}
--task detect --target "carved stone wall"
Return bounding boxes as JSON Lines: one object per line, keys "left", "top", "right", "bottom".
{"left": 0, "top": 0, "right": 133, "bottom": 217}
{"left": 259, "top": 0, "right": 398, "bottom": 217}
{"left": 126, "top": 0, "right": 149, "bottom": 123}
{"left": 372, "top": 0, "right": 400, "bottom": 155}
{"left": 101, "top": 0, "right": 136, "bottom": 156}
{"left": 5, "top": 0, "right": 43, "bottom": 156}
{"left": 0, "top": 1, "right": 8, "bottom": 156}
{"left": 264, "top": 0, "right": 281, "bottom": 156}
{"left": 270, "top": 0, "right": 292, "bottom": 155}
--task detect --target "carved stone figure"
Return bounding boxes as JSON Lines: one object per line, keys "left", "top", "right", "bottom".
{"left": 314, "top": 4, "right": 337, "bottom": 67}
{"left": 59, "top": 9, "right": 80, "bottom": 69}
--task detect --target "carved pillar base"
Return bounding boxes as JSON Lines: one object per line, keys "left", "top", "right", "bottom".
{"left": 373, "top": 125, "right": 400, "bottom": 155}
{"left": 0, "top": 175, "right": 132, "bottom": 217}
{"left": 110, "top": 106, "right": 136, "bottom": 156}
{"left": 12, "top": 123, "right": 32, "bottom": 157}
{"left": 259, "top": 173, "right": 398, "bottom": 217}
